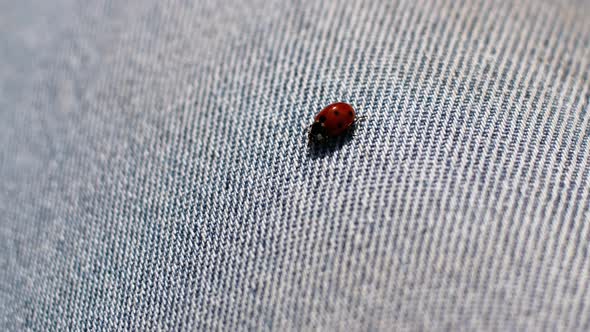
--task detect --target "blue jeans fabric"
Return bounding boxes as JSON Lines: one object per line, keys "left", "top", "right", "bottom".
{"left": 1, "top": 0, "right": 589, "bottom": 330}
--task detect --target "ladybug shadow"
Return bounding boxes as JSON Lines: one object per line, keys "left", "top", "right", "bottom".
{"left": 307, "top": 126, "right": 356, "bottom": 160}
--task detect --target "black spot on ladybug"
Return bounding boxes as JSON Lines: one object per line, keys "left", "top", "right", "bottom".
{"left": 348, "top": 111, "right": 353, "bottom": 116}
{"left": 337, "top": 122, "right": 343, "bottom": 129}
{"left": 333, "top": 110, "right": 340, "bottom": 116}
{"left": 319, "top": 115, "right": 327, "bottom": 123}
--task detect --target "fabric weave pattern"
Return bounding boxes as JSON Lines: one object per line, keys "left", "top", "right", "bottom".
{"left": 1, "top": 0, "right": 589, "bottom": 330}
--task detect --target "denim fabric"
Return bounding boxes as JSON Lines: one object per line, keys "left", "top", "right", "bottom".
{"left": 1, "top": 0, "right": 589, "bottom": 330}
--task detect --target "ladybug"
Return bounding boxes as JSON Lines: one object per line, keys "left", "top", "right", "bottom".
{"left": 308, "top": 102, "right": 356, "bottom": 144}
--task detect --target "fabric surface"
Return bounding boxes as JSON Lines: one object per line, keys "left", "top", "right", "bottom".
{"left": 1, "top": 0, "right": 589, "bottom": 330}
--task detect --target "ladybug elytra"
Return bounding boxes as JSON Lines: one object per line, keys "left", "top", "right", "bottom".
{"left": 308, "top": 102, "right": 356, "bottom": 144}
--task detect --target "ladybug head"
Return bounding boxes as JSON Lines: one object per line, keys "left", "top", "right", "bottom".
{"left": 308, "top": 122, "right": 327, "bottom": 143}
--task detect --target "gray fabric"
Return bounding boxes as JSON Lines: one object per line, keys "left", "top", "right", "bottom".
{"left": 1, "top": 0, "right": 590, "bottom": 330}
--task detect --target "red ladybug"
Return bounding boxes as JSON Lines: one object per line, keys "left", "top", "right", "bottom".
{"left": 308, "top": 102, "right": 356, "bottom": 143}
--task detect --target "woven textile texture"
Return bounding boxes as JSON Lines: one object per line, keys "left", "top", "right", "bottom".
{"left": 1, "top": 0, "right": 590, "bottom": 330}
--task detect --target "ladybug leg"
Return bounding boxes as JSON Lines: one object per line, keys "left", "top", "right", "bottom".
{"left": 349, "top": 114, "right": 365, "bottom": 137}
{"left": 303, "top": 122, "right": 315, "bottom": 141}
{"left": 350, "top": 117, "right": 365, "bottom": 138}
